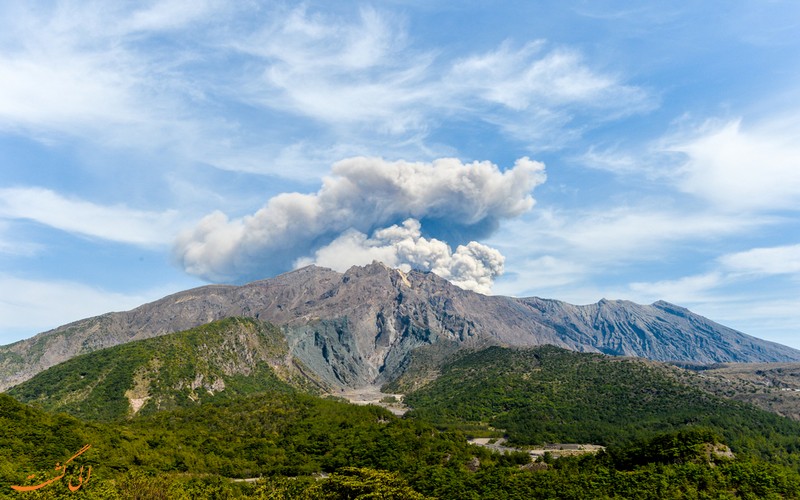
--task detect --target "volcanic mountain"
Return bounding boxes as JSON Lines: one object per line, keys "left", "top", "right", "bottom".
{"left": 2, "top": 262, "right": 798, "bottom": 391}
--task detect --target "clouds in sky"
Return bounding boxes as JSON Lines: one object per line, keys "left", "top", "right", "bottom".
{"left": 668, "top": 118, "right": 800, "bottom": 212}
{"left": 241, "top": 6, "right": 431, "bottom": 133}
{"left": 628, "top": 243, "right": 800, "bottom": 301}
{"left": 244, "top": 13, "right": 650, "bottom": 143}
{"left": 0, "top": 187, "right": 179, "bottom": 246}
{"left": 175, "top": 156, "right": 544, "bottom": 289}
{"left": 0, "top": 2, "right": 650, "bottom": 177}
{"left": 720, "top": 244, "right": 800, "bottom": 277}
{"left": 0, "top": 3, "right": 162, "bottom": 137}
{"left": 493, "top": 110, "right": 800, "bottom": 343}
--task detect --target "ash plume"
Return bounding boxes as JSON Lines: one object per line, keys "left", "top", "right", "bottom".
{"left": 297, "top": 218, "right": 505, "bottom": 294}
{"left": 174, "top": 156, "right": 545, "bottom": 290}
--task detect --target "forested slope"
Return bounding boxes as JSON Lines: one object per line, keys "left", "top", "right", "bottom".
{"left": 405, "top": 346, "right": 800, "bottom": 465}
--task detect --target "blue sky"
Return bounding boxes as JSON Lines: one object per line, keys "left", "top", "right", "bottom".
{"left": 2, "top": 1, "right": 800, "bottom": 349}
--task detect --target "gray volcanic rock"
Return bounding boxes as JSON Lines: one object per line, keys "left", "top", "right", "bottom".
{"left": 2, "top": 262, "right": 799, "bottom": 391}
{"left": 515, "top": 298, "right": 791, "bottom": 362}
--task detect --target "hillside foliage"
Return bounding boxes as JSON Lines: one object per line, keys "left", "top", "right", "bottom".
{"left": 404, "top": 346, "right": 800, "bottom": 465}
{"left": 7, "top": 318, "right": 314, "bottom": 421}
{"left": 5, "top": 324, "right": 800, "bottom": 498}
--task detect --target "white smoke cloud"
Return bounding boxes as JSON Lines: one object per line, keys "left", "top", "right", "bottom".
{"left": 297, "top": 219, "right": 505, "bottom": 294}
{"left": 174, "top": 156, "right": 545, "bottom": 284}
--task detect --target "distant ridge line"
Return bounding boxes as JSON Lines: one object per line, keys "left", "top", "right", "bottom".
{"left": 2, "top": 262, "right": 799, "bottom": 391}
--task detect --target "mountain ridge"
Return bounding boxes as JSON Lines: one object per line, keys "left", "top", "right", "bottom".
{"left": 6, "top": 317, "right": 318, "bottom": 421}
{"left": 2, "top": 262, "right": 798, "bottom": 391}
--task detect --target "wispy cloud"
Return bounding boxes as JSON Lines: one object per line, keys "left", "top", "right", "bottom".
{"left": 490, "top": 202, "right": 777, "bottom": 305}
{"left": 0, "top": 187, "right": 180, "bottom": 246}
{"left": 0, "top": 1, "right": 254, "bottom": 178}
{"left": 628, "top": 272, "right": 726, "bottom": 304}
{"left": 720, "top": 244, "right": 800, "bottom": 277}
{"left": 625, "top": 243, "right": 800, "bottom": 304}
{"left": 0, "top": 221, "right": 42, "bottom": 256}
{"left": 510, "top": 206, "right": 769, "bottom": 261}
{"left": 0, "top": 3, "right": 651, "bottom": 179}
{"left": 447, "top": 41, "right": 648, "bottom": 110}
{"left": 577, "top": 107, "right": 800, "bottom": 216}
{"left": 666, "top": 117, "right": 800, "bottom": 212}
{"left": 120, "top": 0, "right": 223, "bottom": 33}
{"left": 237, "top": 6, "right": 433, "bottom": 134}
{"left": 0, "top": 33, "right": 145, "bottom": 134}
{"left": 237, "top": 7, "right": 653, "bottom": 147}
{"left": 494, "top": 255, "right": 588, "bottom": 293}
{"left": 446, "top": 41, "right": 653, "bottom": 149}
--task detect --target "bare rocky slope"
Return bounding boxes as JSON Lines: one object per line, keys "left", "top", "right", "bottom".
{"left": 670, "top": 362, "right": 800, "bottom": 421}
{"left": 2, "top": 262, "right": 799, "bottom": 391}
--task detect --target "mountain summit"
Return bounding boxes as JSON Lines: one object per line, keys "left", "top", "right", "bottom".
{"left": 2, "top": 262, "right": 798, "bottom": 391}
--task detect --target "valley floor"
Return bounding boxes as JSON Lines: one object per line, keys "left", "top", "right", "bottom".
{"left": 333, "top": 384, "right": 408, "bottom": 415}
{"left": 468, "top": 437, "right": 605, "bottom": 460}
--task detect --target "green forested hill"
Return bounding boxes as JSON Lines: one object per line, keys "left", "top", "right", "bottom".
{"left": 404, "top": 345, "right": 800, "bottom": 464}
{"left": 5, "top": 381, "right": 800, "bottom": 498}
{"left": 7, "top": 318, "right": 319, "bottom": 421}
{"left": 0, "top": 386, "right": 488, "bottom": 498}
{"left": 7, "top": 334, "right": 800, "bottom": 497}
{"left": 0, "top": 394, "right": 95, "bottom": 489}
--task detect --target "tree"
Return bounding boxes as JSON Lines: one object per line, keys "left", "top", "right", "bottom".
{"left": 307, "top": 467, "right": 429, "bottom": 499}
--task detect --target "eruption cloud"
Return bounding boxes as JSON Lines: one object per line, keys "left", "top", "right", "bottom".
{"left": 174, "top": 156, "right": 545, "bottom": 291}
{"left": 297, "top": 219, "right": 505, "bottom": 294}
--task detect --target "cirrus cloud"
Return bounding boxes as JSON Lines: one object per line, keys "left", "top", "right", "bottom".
{"left": 0, "top": 187, "right": 180, "bottom": 247}
{"left": 720, "top": 244, "right": 800, "bottom": 276}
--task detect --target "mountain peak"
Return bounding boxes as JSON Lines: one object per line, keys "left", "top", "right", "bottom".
{"left": 3, "top": 267, "right": 800, "bottom": 391}
{"left": 652, "top": 300, "right": 690, "bottom": 315}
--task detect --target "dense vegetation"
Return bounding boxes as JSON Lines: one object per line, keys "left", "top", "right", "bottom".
{"left": 0, "top": 394, "right": 91, "bottom": 490}
{"left": 7, "top": 318, "right": 314, "bottom": 421}
{"left": 0, "top": 386, "right": 484, "bottom": 498}
{"left": 404, "top": 346, "right": 800, "bottom": 465}
{"left": 5, "top": 328, "right": 800, "bottom": 497}
{"left": 4, "top": 387, "right": 800, "bottom": 498}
